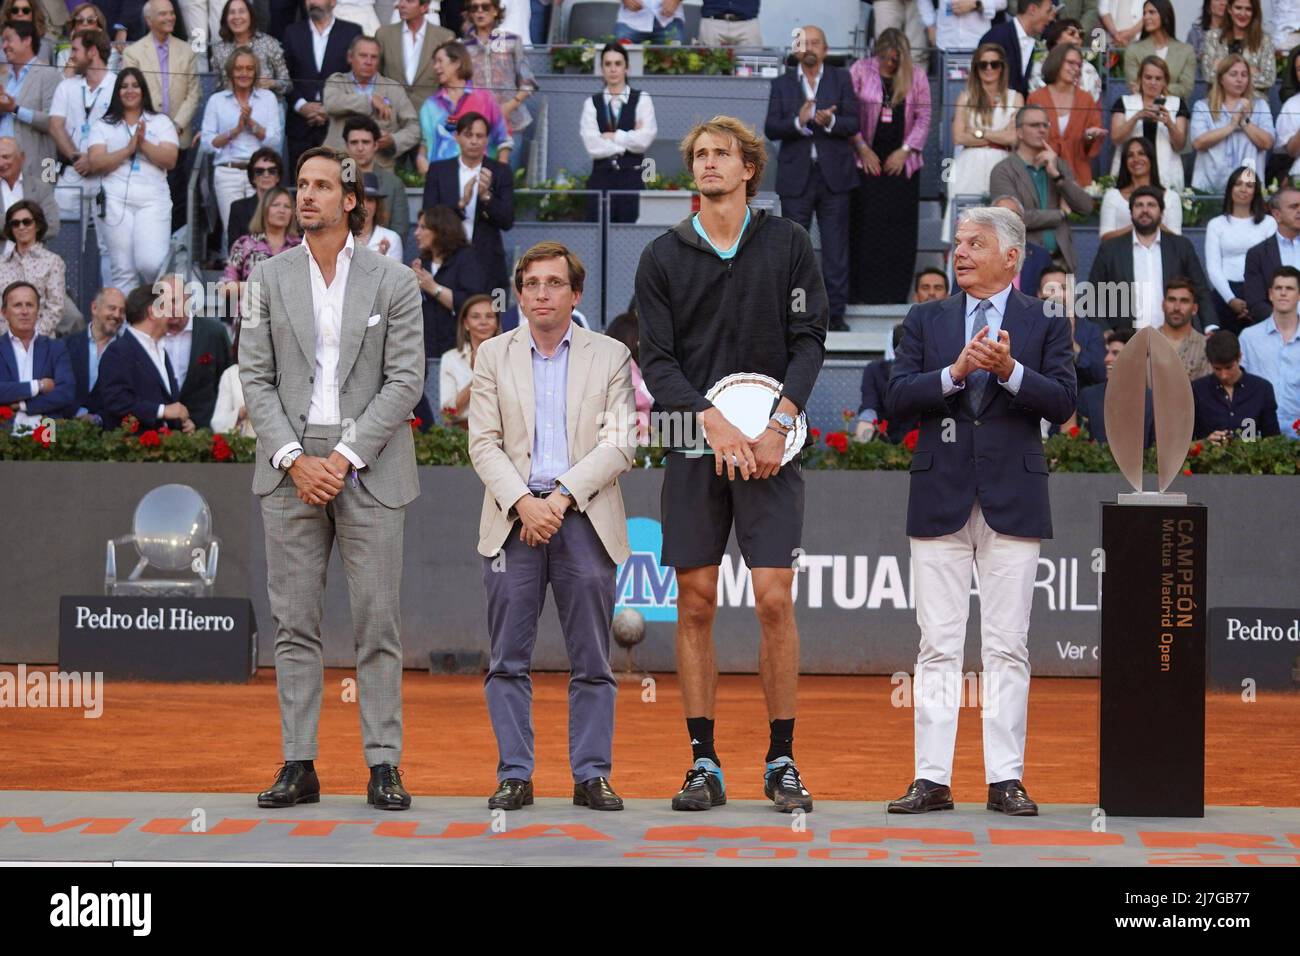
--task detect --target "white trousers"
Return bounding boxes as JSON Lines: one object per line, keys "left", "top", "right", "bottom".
{"left": 100, "top": 192, "right": 172, "bottom": 296}
{"left": 909, "top": 501, "right": 1040, "bottom": 786}
{"left": 213, "top": 164, "right": 254, "bottom": 247}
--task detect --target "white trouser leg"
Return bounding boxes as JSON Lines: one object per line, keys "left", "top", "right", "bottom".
{"left": 101, "top": 196, "right": 140, "bottom": 295}
{"left": 909, "top": 515, "right": 977, "bottom": 786}
{"left": 969, "top": 503, "right": 1040, "bottom": 783}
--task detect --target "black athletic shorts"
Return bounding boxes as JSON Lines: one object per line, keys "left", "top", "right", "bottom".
{"left": 659, "top": 451, "right": 805, "bottom": 569}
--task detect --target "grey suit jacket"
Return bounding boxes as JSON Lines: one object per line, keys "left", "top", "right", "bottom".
{"left": 1124, "top": 37, "right": 1197, "bottom": 100}
{"left": 9, "top": 61, "right": 61, "bottom": 183}
{"left": 239, "top": 241, "right": 425, "bottom": 509}
{"left": 988, "top": 153, "right": 1095, "bottom": 273}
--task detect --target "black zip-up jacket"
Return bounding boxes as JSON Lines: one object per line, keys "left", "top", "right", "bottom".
{"left": 635, "top": 208, "right": 828, "bottom": 433}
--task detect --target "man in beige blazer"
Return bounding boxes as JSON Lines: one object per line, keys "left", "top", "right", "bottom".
{"left": 468, "top": 240, "right": 636, "bottom": 814}
{"left": 123, "top": 0, "right": 200, "bottom": 149}
{"left": 376, "top": 0, "right": 453, "bottom": 115}
{"left": 0, "top": 22, "right": 61, "bottom": 184}
{"left": 323, "top": 35, "right": 421, "bottom": 169}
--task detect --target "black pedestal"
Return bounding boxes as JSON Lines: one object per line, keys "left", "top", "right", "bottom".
{"left": 1099, "top": 503, "right": 1207, "bottom": 817}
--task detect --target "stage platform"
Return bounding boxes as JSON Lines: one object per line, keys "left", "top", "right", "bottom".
{"left": 2, "top": 792, "right": 1298, "bottom": 866}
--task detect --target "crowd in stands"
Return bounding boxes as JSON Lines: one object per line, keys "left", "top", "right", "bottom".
{"left": 0, "top": 0, "right": 1296, "bottom": 451}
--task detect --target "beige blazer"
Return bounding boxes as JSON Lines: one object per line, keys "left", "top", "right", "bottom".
{"left": 469, "top": 323, "right": 636, "bottom": 562}
{"left": 124, "top": 34, "right": 201, "bottom": 147}
{"left": 376, "top": 20, "right": 454, "bottom": 115}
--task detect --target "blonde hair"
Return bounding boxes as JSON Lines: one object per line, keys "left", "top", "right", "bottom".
{"left": 1208, "top": 53, "right": 1256, "bottom": 120}
{"left": 874, "top": 28, "right": 913, "bottom": 109}
{"left": 679, "top": 115, "right": 767, "bottom": 200}
{"left": 965, "top": 42, "right": 1009, "bottom": 127}
{"left": 250, "top": 186, "right": 299, "bottom": 236}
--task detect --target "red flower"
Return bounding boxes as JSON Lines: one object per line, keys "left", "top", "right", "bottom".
{"left": 138, "top": 429, "right": 161, "bottom": 448}
{"left": 1068, "top": 425, "right": 1081, "bottom": 438}
{"left": 618, "top": 37, "right": 631, "bottom": 45}
{"left": 32, "top": 423, "right": 52, "bottom": 447}
{"left": 122, "top": 415, "right": 139, "bottom": 433}
{"left": 159, "top": 425, "right": 171, "bottom": 437}
{"left": 212, "top": 434, "right": 232, "bottom": 461}
{"left": 902, "top": 428, "right": 920, "bottom": 451}
{"left": 197, "top": 352, "right": 214, "bottom": 366}
{"left": 809, "top": 427, "right": 820, "bottom": 438}
{"left": 1293, "top": 417, "right": 1300, "bottom": 436}
{"left": 825, "top": 431, "right": 849, "bottom": 454}
{"left": 412, "top": 416, "right": 426, "bottom": 429}
{"left": 1183, "top": 468, "right": 1192, "bottom": 476}
{"left": 0, "top": 405, "right": 13, "bottom": 421}
{"left": 1189, "top": 441, "right": 1202, "bottom": 457}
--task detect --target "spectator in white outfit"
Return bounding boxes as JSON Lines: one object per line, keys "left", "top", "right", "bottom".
{"left": 930, "top": 0, "right": 1004, "bottom": 52}
{"left": 211, "top": 318, "right": 255, "bottom": 436}
{"left": 48, "top": 25, "right": 115, "bottom": 307}
{"left": 1205, "top": 164, "right": 1277, "bottom": 332}
{"left": 360, "top": 171, "right": 403, "bottom": 260}
{"left": 199, "top": 45, "right": 283, "bottom": 249}
{"left": 438, "top": 291, "right": 499, "bottom": 423}
{"left": 335, "top": 0, "right": 382, "bottom": 35}
{"left": 85, "top": 66, "right": 178, "bottom": 296}
{"left": 1274, "top": 0, "right": 1300, "bottom": 55}
{"left": 1100, "top": 0, "right": 1144, "bottom": 45}
{"left": 1190, "top": 54, "right": 1274, "bottom": 194}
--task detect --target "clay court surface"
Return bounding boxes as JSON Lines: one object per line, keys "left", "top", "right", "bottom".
{"left": 3, "top": 670, "right": 1297, "bottom": 806}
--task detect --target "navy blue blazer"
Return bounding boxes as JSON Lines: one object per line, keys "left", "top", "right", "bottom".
{"left": 283, "top": 17, "right": 362, "bottom": 142}
{"left": 63, "top": 329, "right": 96, "bottom": 413}
{"left": 421, "top": 157, "right": 514, "bottom": 294}
{"left": 763, "top": 66, "right": 861, "bottom": 196}
{"left": 1073, "top": 315, "right": 1107, "bottom": 389}
{"left": 1020, "top": 241, "right": 1052, "bottom": 299}
{"left": 979, "top": 21, "right": 1033, "bottom": 96}
{"left": 0, "top": 334, "right": 76, "bottom": 419}
{"left": 87, "top": 329, "right": 180, "bottom": 431}
{"left": 887, "top": 289, "right": 1078, "bottom": 539}
{"left": 859, "top": 358, "right": 920, "bottom": 443}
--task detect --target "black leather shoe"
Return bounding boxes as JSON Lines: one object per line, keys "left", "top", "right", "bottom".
{"left": 367, "top": 763, "right": 411, "bottom": 811}
{"left": 987, "top": 779, "right": 1038, "bottom": 816}
{"left": 257, "top": 761, "right": 320, "bottom": 808}
{"left": 887, "top": 778, "right": 954, "bottom": 814}
{"left": 573, "top": 776, "right": 624, "bottom": 811}
{"left": 488, "top": 778, "right": 533, "bottom": 810}
{"left": 829, "top": 316, "right": 851, "bottom": 332}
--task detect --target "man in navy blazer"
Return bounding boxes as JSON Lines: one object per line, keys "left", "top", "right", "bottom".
{"left": 421, "top": 112, "right": 514, "bottom": 296}
{"left": 283, "top": 0, "right": 363, "bottom": 174}
{"left": 88, "top": 285, "right": 191, "bottom": 432}
{"left": 764, "top": 25, "right": 859, "bottom": 332}
{"left": 0, "top": 281, "right": 77, "bottom": 426}
{"left": 885, "top": 206, "right": 1076, "bottom": 819}
{"left": 978, "top": 0, "right": 1056, "bottom": 97}
{"left": 1243, "top": 184, "right": 1300, "bottom": 327}
{"left": 65, "top": 288, "right": 126, "bottom": 420}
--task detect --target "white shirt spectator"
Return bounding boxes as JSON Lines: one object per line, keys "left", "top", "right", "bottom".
{"left": 1013, "top": 15, "right": 1034, "bottom": 77}
{"left": 1099, "top": 0, "right": 1143, "bottom": 34}
{"left": 580, "top": 88, "right": 657, "bottom": 160}
{"left": 7, "top": 331, "right": 41, "bottom": 432}
{"left": 1272, "top": 0, "right": 1300, "bottom": 53}
{"left": 617, "top": 0, "right": 685, "bottom": 34}
{"left": 1099, "top": 187, "right": 1184, "bottom": 235}
{"left": 1275, "top": 92, "right": 1300, "bottom": 177}
{"left": 458, "top": 157, "right": 482, "bottom": 241}
{"left": 1205, "top": 213, "right": 1278, "bottom": 303}
{"left": 212, "top": 363, "right": 254, "bottom": 436}
{"left": 87, "top": 112, "right": 179, "bottom": 200}
{"left": 50, "top": 71, "right": 117, "bottom": 201}
{"left": 439, "top": 343, "right": 472, "bottom": 410}
{"left": 126, "top": 323, "right": 174, "bottom": 420}
{"left": 402, "top": 18, "right": 425, "bottom": 87}
{"left": 1132, "top": 231, "right": 1165, "bottom": 329}
{"left": 927, "top": 0, "right": 1004, "bottom": 51}
{"left": 367, "top": 224, "right": 403, "bottom": 260}
{"left": 199, "top": 88, "right": 283, "bottom": 164}
{"left": 1239, "top": 313, "right": 1300, "bottom": 435}
{"left": 162, "top": 315, "right": 193, "bottom": 391}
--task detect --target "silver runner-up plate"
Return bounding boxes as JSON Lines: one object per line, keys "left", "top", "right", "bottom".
{"left": 702, "top": 372, "right": 807, "bottom": 466}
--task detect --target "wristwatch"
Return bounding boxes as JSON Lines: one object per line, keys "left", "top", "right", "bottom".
{"left": 279, "top": 448, "right": 303, "bottom": 471}
{"left": 973, "top": 128, "right": 985, "bottom": 140}
{"left": 770, "top": 412, "right": 795, "bottom": 432}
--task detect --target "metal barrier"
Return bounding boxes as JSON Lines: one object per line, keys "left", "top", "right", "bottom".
{"left": 510, "top": 189, "right": 605, "bottom": 323}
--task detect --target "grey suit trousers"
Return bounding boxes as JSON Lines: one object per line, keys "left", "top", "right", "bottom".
{"left": 483, "top": 510, "right": 618, "bottom": 784}
{"left": 262, "top": 424, "right": 405, "bottom": 767}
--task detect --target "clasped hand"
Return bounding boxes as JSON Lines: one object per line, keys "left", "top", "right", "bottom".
{"left": 951, "top": 326, "right": 1015, "bottom": 383}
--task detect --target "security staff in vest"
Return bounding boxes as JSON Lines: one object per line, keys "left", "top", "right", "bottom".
{"left": 579, "top": 42, "right": 657, "bottom": 224}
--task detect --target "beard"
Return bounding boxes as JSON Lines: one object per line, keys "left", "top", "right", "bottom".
{"left": 1133, "top": 216, "right": 1160, "bottom": 236}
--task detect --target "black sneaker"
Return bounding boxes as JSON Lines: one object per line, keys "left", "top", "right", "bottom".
{"left": 763, "top": 757, "right": 813, "bottom": 813}
{"left": 671, "top": 758, "right": 726, "bottom": 811}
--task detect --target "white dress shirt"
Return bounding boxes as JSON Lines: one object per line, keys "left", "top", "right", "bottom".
{"left": 458, "top": 157, "right": 481, "bottom": 241}
{"left": 199, "top": 88, "right": 284, "bottom": 163}
{"left": 127, "top": 323, "right": 173, "bottom": 419}
{"left": 796, "top": 67, "right": 834, "bottom": 163}
{"left": 294, "top": 17, "right": 337, "bottom": 113}
{"left": 940, "top": 284, "right": 1026, "bottom": 395}
{"left": 0, "top": 174, "right": 22, "bottom": 214}
{"left": 1013, "top": 16, "right": 1034, "bottom": 79}
{"left": 1131, "top": 231, "right": 1165, "bottom": 329}
{"left": 8, "top": 332, "right": 41, "bottom": 431}
{"left": 402, "top": 19, "right": 425, "bottom": 88}
{"left": 1275, "top": 0, "right": 1300, "bottom": 46}
{"left": 271, "top": 233, "right": 365, "bottom": 470}
{"left": 932, "top": 0, "right": 1004, "bottom": 51}
{"left": 616, "top": 0, "right": 684, "bottom": 33}
{"left": 50, "top": 72, "right": 117, "bottom": 195}
{"left": 162, "top": 315, "right": 192, "bottom": 391}
{"left": 579, "top": 87, "right": 657, "bottom": 160}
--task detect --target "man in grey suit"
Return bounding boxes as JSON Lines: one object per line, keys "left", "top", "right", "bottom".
{"left": 240, "top": 146, "right": 425, "bottom": 811}
{"left": 469, "top": 240, "right": 636, "bottom": 813}
{"left": 0, "top": 139, "right": 59, "bottom": 247}
{"left": 988, "top": 105, "right": 1094, "bottom": 273}
{"left": 0, "top": 22, "right": 61, "bottom": 184}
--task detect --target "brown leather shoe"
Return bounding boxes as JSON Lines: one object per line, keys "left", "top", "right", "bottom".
{"left": 887, "top": 778, "right": 954, "bottom": 813}
{"left": 573, "top": 776, "right": 624, "bottom": 811}
{"left": 987, "top": 779, "right": 1039, "bottom": 816}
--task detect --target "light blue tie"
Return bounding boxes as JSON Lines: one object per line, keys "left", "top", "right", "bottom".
{"left": 966, "top": 299, "right": 993, "bottom": 411}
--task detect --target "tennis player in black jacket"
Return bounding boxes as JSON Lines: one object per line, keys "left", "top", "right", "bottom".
{"left": 636, "top": 115, "right": 828, "bottom": 815}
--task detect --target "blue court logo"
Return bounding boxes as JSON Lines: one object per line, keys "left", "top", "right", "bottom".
{"left": 615, "top": 517, "right": 677, "bottom": 622}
